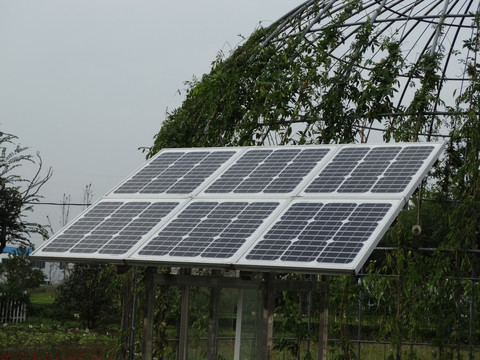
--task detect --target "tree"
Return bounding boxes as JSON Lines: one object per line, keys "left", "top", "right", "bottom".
{"left": 0, "top": 246, "right": 46, "bottom": 293}
{"left": 54, "top": 263, "right": 122, "bottom": 329}
{"left": 0, "top": 132, "right": 52, "bottom": 253}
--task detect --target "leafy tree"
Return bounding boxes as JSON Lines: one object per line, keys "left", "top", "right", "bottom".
{"left": 0, "top": 132, "right": 52, "bottom": 254}
{"left": 54, "top": 263, "right": 122, "bottom": 329}
{"left": 0, "top": 246, "right": 46, "bottom": 293}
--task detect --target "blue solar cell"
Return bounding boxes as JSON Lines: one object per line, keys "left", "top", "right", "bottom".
{"left": 43, "top": 202, "right": 123, "bottom": 253}
{"left": 114, "top": 151, "right": 235, "bottom": 194}
{"left": 43, "top": 201, "right": 178, "bottom": 255}
{"left": 245, "top": 202, "right": 391, "bottom": 264}
{"left": 205, "top": 148, "right": 330, "bottom": 193}
{"left": 139, "top": 201, "right": 279, "bottom": 258}
{"left": 372, "top": 146, "right": 434, "bottom": 192}
{"left": 305, "top": 145, "right": 435, "bottom": 194}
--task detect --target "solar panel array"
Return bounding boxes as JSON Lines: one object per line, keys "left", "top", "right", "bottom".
{"left": 32, "top": 143, "right": 444, "bottom": 274}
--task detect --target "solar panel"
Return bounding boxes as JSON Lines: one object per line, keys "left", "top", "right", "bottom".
{"left": 135, "top": 200, "right": 282, "bottom": 264}
{"left": 204, "top": 147, "right": 331, "bottom": 194}
{"left": 113, "top": 149, "right": 237, "bottom": 195}
{"left": 236, "top": 200, "right": 399, "bottom": 273}
{"left": 37, "top": 200, "right": 182, "bottom": 261}
{"left": 304, "top": 144, "right": 438, "bottom": 196}
{"left": 32, "top": 143, "right": 445, "bottom": 274}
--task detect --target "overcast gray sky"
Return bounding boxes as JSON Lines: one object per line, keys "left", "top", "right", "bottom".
{"left": 0, "top": 1, "right": 300, "bottom": 241}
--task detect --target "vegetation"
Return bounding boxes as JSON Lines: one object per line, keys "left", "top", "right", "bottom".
{"left": 0, "top": 132, "right": 52, "bottom": 254}
{"left": 54, "top": 264, "right": 122, "bottom": 329}
{"left": 0, "top": 323, "right": 114, "bottom": 359}
{"left": 2, "top": 2, "right": 480, "bottom": 360}
{"left": 0, "top": 246, "right": 45, "bottom": 293}
{"left": 139, "top": 4, "right": 480, "bottom": 360}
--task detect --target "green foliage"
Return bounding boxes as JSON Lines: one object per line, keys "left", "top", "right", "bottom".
{"left": 0, "top": 132, "right": 51, "bottom": 253}
{"left": 141, "top": 3, "right": 480, "bottom": 358}
{"left": 275, "top": 279, "right": 312, "bottom": 358}
{"left": 146, "top": 1, "right": 412, "bottom": 155}
{"left": 54, "top": 264, "right": 122, "bottom": 329}
{"left": 385, "top": 51, "right": 445, "bottom": 142}
{"left": 0, "top": 323, "right": 115, "bottom": 357}
{"left": 0, "top": 246, "right": 46, "bottom": 293}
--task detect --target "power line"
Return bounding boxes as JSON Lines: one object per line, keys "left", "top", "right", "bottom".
{"left": 27, "top": 202, "right": 92, "bottom": 207}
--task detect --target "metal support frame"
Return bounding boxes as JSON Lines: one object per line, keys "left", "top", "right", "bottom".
{"left": 142, "top": 267, "right": 155, "bottom": 360}
{"left": 178, "top": 269, "right": 191, "bottom": 360}
{"left": 140, "top": 270, "right": 329, "bottom": 360}
{"left": 257, "top": 273, "right": 275, "bottom": 360}
{"left": 207, "top": 270, "right": 221, "bottom": 360}
{"left": 318, "top": 276, "right": 329, "bottom": 360}
{"left": 234, "top": 289, "right": 244, "bottom": 360}
{"left": 357, "top": 276, "right": 363, "bottom": 360}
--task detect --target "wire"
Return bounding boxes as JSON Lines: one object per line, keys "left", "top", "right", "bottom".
{"left": 26, "top": 201, "right": 92, "bottom": 207}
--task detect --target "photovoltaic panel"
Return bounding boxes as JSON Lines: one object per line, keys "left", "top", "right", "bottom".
{"left": 32, "top": 142, "right": 445, "bottom": 274}
{"left": 39, "top": 200, "right": 180, "bottom": 258}
{"left": 372, "top": 146, "right": 436, "bottom": 192}
{"left": 113, "top": 150, "right": 236, "bottom": 194}
{"left": 237, "top": 200, "right": 399, "bottom": 273}
{"left": 204, "top": 147, "right": 331, "bottom": 194}
{"left": 305, "top": 144, "right": 437, "bottom": 195}
{"left": 137, "top": 200, "right": 281, "bottom": 262}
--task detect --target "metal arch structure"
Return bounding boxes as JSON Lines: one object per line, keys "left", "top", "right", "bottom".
{"left": 265, "top": 0, "right": 479, "bottom": 104}
{"left": 251, "top": 0, "right": 479, "bottom": 143}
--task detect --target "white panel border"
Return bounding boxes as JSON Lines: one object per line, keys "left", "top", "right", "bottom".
{"left": 31, "top": 142, "right": 445, "bottom": 274}
{"left": 197, "top": 145, "right": 338, "bottom": 199}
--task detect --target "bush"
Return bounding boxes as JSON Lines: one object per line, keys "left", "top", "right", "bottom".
{"left": 54, "top": 264, "right": 121, "bottom": 329}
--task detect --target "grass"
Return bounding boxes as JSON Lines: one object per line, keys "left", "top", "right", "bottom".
{"left": 0, "top": 323, "right": 116, "bottom": 359}
{"left": 30, "top": 292, "right": 55, "bottom": 305}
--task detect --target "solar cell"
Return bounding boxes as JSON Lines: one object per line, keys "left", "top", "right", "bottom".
{"left": 236, "top": 200, "right": 397, "bottom": 273}
{"left": 244, "top": 202, "right": 391, "bottom": 264}
{"left": 205, "top": 148, "right": 330, "bottom": 194}
{"left": 42, "top": 201, "right": 179, "bottom": 255}
{"left": 315, "top": 203, "right": 392, "bottom": 264}
{"left": 372, "top": 146, "right": 435, "bottom": 192}
{"left": 114, "top": 150, "right": 236, "bottom": 194}
{"left": 138, "top": 201, "right": 280, "bottom": 259}
{"left": 305, "top": 144, "right": 436, "bottom": 195}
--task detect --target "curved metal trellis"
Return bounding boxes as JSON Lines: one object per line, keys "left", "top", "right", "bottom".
{"left": 252, "top": 0, "right": 479, "bottom": 144}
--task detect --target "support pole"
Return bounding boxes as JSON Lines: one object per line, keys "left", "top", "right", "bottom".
{"left": 234, "top": 289, "right": 244, "bottom": 360}
{"left": 178, "top": 269, "right": 191, "bottom": 360}
{"left": 142, "top": 267, "right": 155, "bottom": 360}
{"left": 317, "top": 276, "right": 329, "bottom": 360}
{"left": 129, "top": 267, "right": 139, "bottom": 360}
{"left": 207, "top": 271, "right": 221, "bottom": 360}
{"left": 257, "top": 273, "right": 275, "bottom": 360}
{"left": 357, "top": 276, "right": 363, "bottom": 360}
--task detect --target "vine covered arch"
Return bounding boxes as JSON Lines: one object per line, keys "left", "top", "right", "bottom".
{"left": 148, "top": 0, "right": 479, "bottom": 152}
{"left": 142, "top": 1, "right": 479, "bottom": 359}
